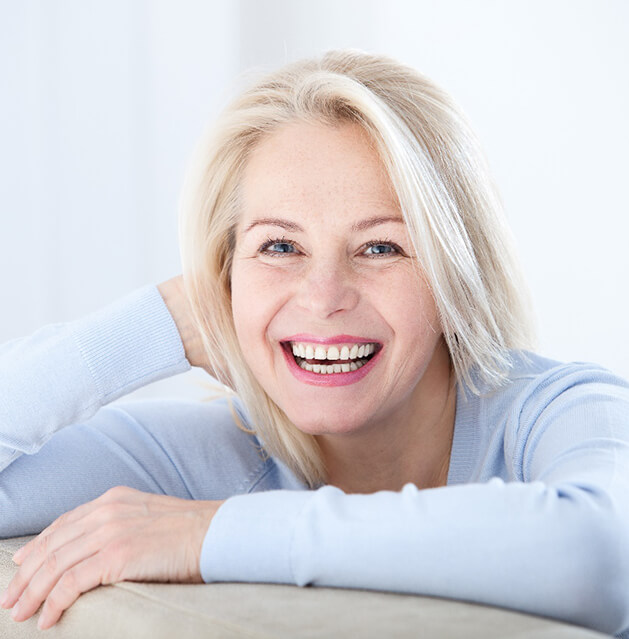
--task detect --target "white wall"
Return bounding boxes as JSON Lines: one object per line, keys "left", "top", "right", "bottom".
{"left": 1, "top": 0, "right": 627, "bottom": 404}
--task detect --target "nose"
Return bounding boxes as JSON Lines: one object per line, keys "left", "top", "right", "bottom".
{"left": 295, "top": 257, "right": 360, "bottom": 319}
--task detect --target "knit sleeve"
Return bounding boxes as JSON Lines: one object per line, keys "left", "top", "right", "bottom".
{"left": 200, "top": 365, "right": 629, "bottom": 636}
{"left": 0, "top": 285, "right": 190, "bottom": 472}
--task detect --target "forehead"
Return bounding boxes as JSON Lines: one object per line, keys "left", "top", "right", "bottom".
{"left": 239, "top": 120, "right": 400, "bottom": 221}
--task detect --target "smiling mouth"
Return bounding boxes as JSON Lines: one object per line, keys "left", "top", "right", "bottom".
{"left": 283, "top": 341, "right": 381, "bottom": 374}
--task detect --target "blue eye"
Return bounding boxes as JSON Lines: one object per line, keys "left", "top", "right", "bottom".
{"left": 259, "top": 238, "right": 298, "bottom": 256}
{"left": 363, "top": 241, "right": 400, "bottom": 256}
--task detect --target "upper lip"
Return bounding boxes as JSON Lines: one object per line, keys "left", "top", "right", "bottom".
{"left": 281, "top": 334, "right": 380, "bottom": 345}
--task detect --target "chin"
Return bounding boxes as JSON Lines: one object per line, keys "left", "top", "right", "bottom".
{"left": 285, "top": 409, "right": 367, "bottom": 437}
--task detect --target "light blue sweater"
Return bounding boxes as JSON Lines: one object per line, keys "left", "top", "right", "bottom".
{"left": 1, "top": 285, "right": 629, "bottom": 636}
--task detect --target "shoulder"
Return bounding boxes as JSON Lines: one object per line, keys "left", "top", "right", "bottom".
{"left": 113, "top": 394, "right": 262, "bottom": 455}
{"left": 474, "top": 350, "right": 629, "bottom": 414}
{"left": 456, "top": 351, "right": 629, "bottom": 482}
{"left": 93, "top": 395, "right": 300, "bottom": 498}
{"left": 111, "top": 394, "right": 257, "bottom": 444}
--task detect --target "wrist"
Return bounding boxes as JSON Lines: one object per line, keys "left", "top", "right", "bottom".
{"left": 157, "top": 276, "right": 200, "bottom": 367}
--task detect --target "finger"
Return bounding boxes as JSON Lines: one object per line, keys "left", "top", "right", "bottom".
{"left": 6, "top": 492, "right": 144, "bottom": 609}
{"left": 5, "top": 532, "right": 56, "bottom": 608}
{"left": 14, "top": 518, "right": 72, "bottom": 566}
{"left": 37, "top": 554, "right": 106, "bottom": 630}
{"left": 11, "top": 540, "right": 100, "bottom": 623}
{"left": 13, "top": 502, "right": 92, "bottom": 565}
{"left": 13, "top": 519, "right": 64, "bottom": 566}
{"left": 4, "top": 525, "right": 88, "bottom": 609}
{"left": 13, "top": 489, "right": 130, "bottom": 565}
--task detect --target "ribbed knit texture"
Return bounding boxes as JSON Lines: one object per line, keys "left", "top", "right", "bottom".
{"left": 72, "top": 285, "right": 190, "bottom": 403}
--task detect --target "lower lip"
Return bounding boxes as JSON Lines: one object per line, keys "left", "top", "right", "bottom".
{"left": 281, "top": 345, "right": 381, "bottom": 387}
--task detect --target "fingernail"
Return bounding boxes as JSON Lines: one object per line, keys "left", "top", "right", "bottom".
{"left": 11, "top": 601, "right": 20, "bottom": 620}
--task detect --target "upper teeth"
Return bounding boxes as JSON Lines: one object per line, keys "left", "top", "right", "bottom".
{"left": 290, "top": 342, "right": 376, "bottom": 360}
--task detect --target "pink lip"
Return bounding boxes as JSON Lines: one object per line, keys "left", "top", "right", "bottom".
{"left": 282, "top": 334, "right": 376, "bottom": 345}
{"left": 281, "top": 342, "right": 382, "bottom": 387}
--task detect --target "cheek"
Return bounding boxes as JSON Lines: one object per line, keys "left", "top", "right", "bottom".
{"left": 230, "top": 261, "right": 284, "bottom": 360}
{"left": 377, "top": 268, "right": 440, "bottom": 332}
{"left": 382, "top": 273, "right": 443, "bottom": 373}
{"left": 231, "top": 264, "right": 259, "bottom": 352}
{"left": 400, "top": 288, "right": 440, "bottom": 337}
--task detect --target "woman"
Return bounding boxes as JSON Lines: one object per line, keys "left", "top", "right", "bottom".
{"left": 1, "top": 50, "right": 628, "bottom": 635}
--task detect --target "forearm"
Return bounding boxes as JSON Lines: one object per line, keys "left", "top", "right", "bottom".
{"left": 202, "top": 479, "right": 629, "bottom": 635}
{"left": 201, "top": 372, "right": 629, "bottom": 635}
{"left": 0, "top": 285, "right": 189, "bottom": 472}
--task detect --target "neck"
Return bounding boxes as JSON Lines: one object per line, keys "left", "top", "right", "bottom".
{"left": 316, "top": 339, "right": 456, "bottom": 494}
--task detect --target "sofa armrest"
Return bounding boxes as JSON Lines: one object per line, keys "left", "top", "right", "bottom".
{"left": 0, "top": 537, "right": 610, "bottom": 638}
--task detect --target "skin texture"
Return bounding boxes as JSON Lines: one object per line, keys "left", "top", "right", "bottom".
{"left": 157, "top": 275, "right": 211, "bottom": 372}
{"left": 1, "top": 119, "right": 456, "bottom": 628}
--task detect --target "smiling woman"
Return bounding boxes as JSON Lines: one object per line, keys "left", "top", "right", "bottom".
{"left": 1, "top": 50, "right": 629, "bottom": 637}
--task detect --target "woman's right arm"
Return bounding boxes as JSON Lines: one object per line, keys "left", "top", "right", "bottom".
{"left": 0, "top": 280, "right": 275, "bottom": 540}
{"left": 0, "top": 284, "right": 192, "bottom": 474}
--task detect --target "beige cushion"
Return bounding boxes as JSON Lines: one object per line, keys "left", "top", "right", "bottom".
{"left": 0, "top": 536, "right": 610, "bottom": 638}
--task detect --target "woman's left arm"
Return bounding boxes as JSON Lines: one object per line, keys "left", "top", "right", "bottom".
{"left": 199, "top": 366, "right": 629, "bottom": 636}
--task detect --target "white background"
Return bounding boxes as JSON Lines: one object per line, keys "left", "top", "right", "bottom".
{"left": 1, "top": 0, "right": 627, "bottom": 402}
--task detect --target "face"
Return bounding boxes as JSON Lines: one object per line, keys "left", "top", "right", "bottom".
{"left": 231, "top": 120, "right": 447, "bottom": 438}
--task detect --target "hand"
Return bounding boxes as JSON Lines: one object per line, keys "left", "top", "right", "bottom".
{"left": 0, "top": 486, "right": 224, "bottom": 630}
{"left": 157, "top": 275, "right": 213, "bottom": 374}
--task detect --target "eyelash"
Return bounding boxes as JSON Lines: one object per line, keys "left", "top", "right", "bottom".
{"left": 257, "top": 237, "right": 404, "bottom": 258}
{"left": 258, "top": 236, "right": 296, "bottom": 257}
{"left": 362, "top": 239, "right": 403, "bottom": 257}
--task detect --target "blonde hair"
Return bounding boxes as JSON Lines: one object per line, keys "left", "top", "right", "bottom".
{"left": 178, "top": 49, "right": 535, "bottom": 488}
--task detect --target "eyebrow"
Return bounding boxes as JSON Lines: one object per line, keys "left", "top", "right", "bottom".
{"left": 243, "top": 217, "right": 304, "bottom": 233}
{"left": 350, "top": 215, "right": 405, "bottom": 232}
{"left": 243, "top": 215, "right": 404, "bottom": 234}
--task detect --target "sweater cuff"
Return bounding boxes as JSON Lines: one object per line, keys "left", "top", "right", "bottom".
{"left": 200, "top": 490, "right": 314, "bottom": 584}
{"left": 71, "top": 285, "right": 190, "bottom": 403}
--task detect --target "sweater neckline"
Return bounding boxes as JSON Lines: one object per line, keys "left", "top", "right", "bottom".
{"left": 446, "top": 381, "right": 480, "bottom": 486}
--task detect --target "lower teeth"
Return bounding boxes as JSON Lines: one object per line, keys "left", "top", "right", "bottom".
{"left": 296, "top": 357, "right": 368, "bottom": 374}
